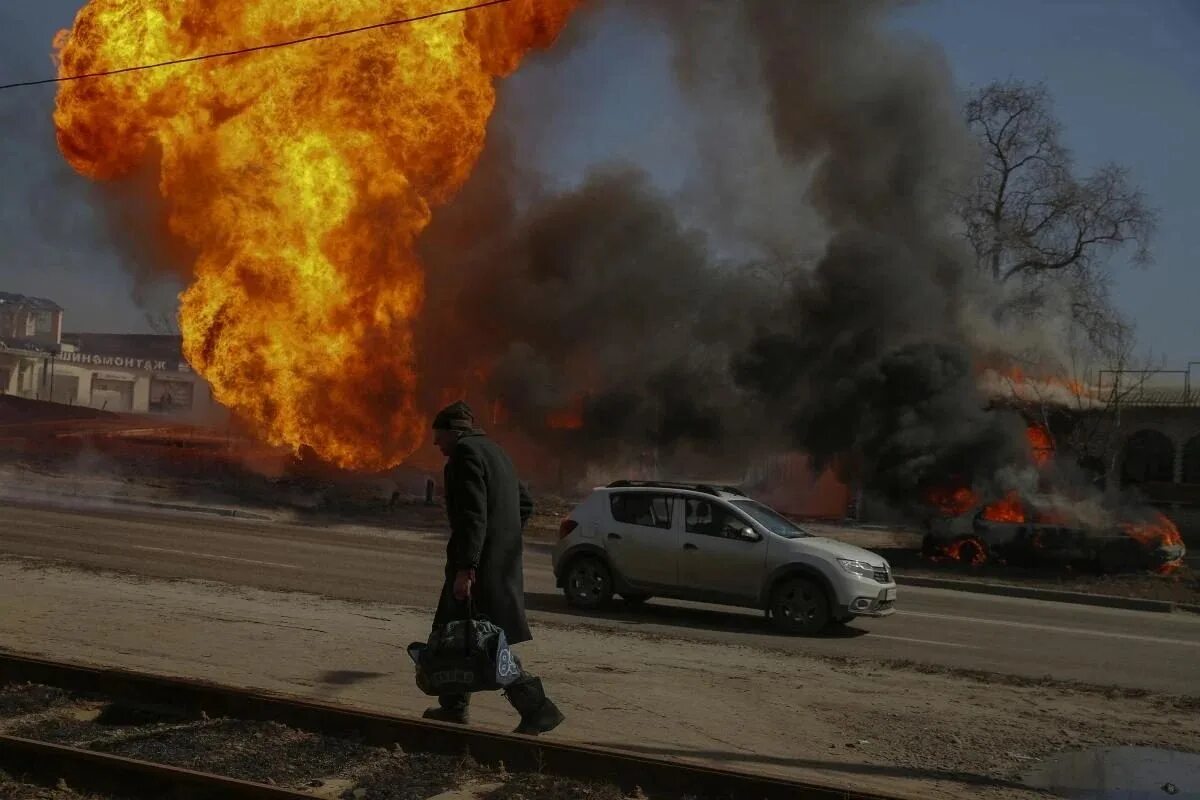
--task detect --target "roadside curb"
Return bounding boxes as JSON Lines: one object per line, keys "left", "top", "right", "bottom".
{"left": 0, "top": 492, "right": 273, "bottom": 522}
{"left": 894, "top": 574, "right": 1194, "bottom": 614}
{"left": 105, "top": 496, "right": 274, "bottom": 521}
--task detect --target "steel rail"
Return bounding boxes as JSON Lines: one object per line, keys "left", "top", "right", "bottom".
{"left": 0, "top": 734, "right": 317, "bottom": 800}
{"left": 0, "top": 651, "right": 907, "bottom": 800}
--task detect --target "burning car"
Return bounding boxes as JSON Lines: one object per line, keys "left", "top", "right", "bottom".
{"left": 923, "top": 492, "right": 1187, "bottom": 573}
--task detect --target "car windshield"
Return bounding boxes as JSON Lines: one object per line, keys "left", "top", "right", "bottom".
{"left": 731, "top": 500, "right": 811, "bottom": 538}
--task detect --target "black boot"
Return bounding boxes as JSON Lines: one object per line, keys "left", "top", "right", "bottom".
{"left": 504, "top": 677, "right": 564, "bottom": 735}
{"left": 423, "top": 694, "right": 469, "bottom": 725}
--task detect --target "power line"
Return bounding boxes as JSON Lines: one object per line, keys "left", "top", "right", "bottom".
{"left": 0, "top": 0, "right": 512, "bottom": 92}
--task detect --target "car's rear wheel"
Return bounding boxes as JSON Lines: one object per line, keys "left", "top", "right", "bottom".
{"left": 564, "top": 556, "right": 614, "bottom": 609}
{"left": 955, "top": 537, "right": 987, "bottom": 567}
{"left": 769, "top": 577, "right": 831, "bottom": 635}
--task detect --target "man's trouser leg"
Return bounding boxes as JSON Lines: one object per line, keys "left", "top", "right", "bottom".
{"left": 502, "top": 652, "right": 565, "bottom": 735}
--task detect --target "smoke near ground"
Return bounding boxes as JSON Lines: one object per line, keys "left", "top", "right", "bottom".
{"left": 20, "top": 0, "right": 1044, "bottom": 498}
{"left": 419, "top": 0, "right": 1031, "bottom": 500}
{"left": 721, "top": 1, "right": 1030, "bottom": 499}
{"left": 419, "top": 157, "right": 769, "bottom": 465}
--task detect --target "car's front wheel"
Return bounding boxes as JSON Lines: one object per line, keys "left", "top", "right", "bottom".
{"left": 768, "top": 577, "right": 831, "bottom": 635}
{"left": 563, "top": 556, "right": 614, "bottom": 609}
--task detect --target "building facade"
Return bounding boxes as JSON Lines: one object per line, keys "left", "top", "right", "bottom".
{"left": 0, "top": 292, "right": 63, "bottom": 348}
{"left": 1090, "top": 386, "right": 1200, "bottom": 544}
{"left": 0, "top": 333, "right": 219, "bottom": 420}
{"left": 0, "top": 293, "right": 219, "bottom": 421}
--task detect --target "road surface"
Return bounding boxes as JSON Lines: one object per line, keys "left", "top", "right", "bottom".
{"left": 2, "top": 500, "right": 1196, "bottom": 695}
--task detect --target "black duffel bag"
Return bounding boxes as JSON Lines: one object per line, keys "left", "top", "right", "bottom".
{"left": 406, "top": 602, "right": 521, "bottom": 696}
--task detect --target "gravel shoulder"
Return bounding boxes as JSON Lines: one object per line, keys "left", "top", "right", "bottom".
{"left": 1, "top": 560, "right": 1197, "bottom": 800}
{"left": 0, "top": 684, "right": 625, "bottom": 800}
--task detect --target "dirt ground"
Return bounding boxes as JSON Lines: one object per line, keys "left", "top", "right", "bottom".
{"left": 1, "top": 560, "right": 1197, "bottom": 800}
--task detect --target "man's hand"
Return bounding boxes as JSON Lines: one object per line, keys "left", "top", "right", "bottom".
{"left": 453, "top": 569, "right": 475, "bottom": 601}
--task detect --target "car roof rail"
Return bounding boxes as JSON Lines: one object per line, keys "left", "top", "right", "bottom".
{"left": 605, "top": 480, "right": 746, "bottom": 497}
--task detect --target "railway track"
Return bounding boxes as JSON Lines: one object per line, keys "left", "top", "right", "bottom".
{"left": 1, "top": 734, "right": 315, "bottom": 799}
{"left": 0, "top": 652, "right": 906, "bottom": 800}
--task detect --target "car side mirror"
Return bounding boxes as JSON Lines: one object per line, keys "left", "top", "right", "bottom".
{"left": 738, "top": 527, "right": 761, "bottom": 542}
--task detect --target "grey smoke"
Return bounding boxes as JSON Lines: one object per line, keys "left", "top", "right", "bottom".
{"left": 665, "top": 1, "right": 1029, "bottom": 499}
{"left": 417, "top": 0, "right": 1030, "bottom": 501}
{"left": 418, "top": 155, "right": 769, "bottom": 465}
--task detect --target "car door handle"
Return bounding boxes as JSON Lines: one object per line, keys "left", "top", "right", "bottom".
{"left": 683, "top": 543, "right": 698, "bottom": 551}
{"left": 607, "top": 533, "right": 622, "bottom": 540}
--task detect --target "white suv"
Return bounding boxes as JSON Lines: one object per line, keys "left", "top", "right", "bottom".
{"left": 552, "top": 481, "right": 897, "bottom": 635}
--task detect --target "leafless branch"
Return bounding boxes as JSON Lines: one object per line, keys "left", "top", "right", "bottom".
{"left": 959, "top": 81, "right": 1156, "bottom": 298}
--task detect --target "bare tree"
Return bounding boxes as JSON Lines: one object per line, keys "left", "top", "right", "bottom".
{"left": 741, "top": 249, "right": 816, "bottom": 294}
{"left": 961, "top": 81, "right": 1156, "bottom": 288}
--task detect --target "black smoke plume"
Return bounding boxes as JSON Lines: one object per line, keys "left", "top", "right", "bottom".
{"left": 418, "top": 0, "right": 1028, "bottom": 500}
{"left": 419, "top": 154, "right": 769, "bottom": 466}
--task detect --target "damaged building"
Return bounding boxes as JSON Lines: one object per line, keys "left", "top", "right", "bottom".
{"left": 0, "top": 292, "right": 218, "bottom": 420}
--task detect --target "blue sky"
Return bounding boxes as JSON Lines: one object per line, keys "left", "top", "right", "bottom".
{"left": 2, "top": 0, "right": 1197, "bottom": 364}
{"left": 892, "top": 0, "right": 1200, "bottom": 365}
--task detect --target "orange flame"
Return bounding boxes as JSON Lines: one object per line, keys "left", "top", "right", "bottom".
{"left": 1026, "top": 424, "right": 1053, "bottom": 467}
{"left": 924, "top": 486, "right": 978, "bottom": 517}
{"left": 546, "top": 393, "right": 584, "bottom": 431}
{"left": 53, "top": 0, "right": 581, "bottom": 470}
{"left": 1121, "top": 512, "right": 1184, "bottom": 549}
{"left": 981, "top": 363, "right": 1090, "bottom": 407}
{"left": 929, "top": 536, "right": 988, "bottom": 566}
{"left": 981, "top": 491, "right": 1025, "bottom": 523}
{"left": 1120, "top": 512, "right": 1185, "bottom": 575}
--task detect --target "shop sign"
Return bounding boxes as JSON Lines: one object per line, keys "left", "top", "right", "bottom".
{"left": 58, "top": 351, "right": 191, "bottom": 373}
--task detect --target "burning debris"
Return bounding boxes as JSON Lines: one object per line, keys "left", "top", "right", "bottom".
{"left": 1120, "top": 512, "right": 1187, "bottom": 574}
{"left": 920, "top": 422, "right": 1187, "bottom": 574}
{"left": 978, "top": 365, "right": 1094, "bottom": 410}
{"left": 924, "top": 496, "right": 1186, "bottom": 574}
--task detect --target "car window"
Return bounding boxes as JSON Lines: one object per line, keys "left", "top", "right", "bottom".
{"left": 610, "top": 492, "right": 673, "bottom": 529}
{"left": 685, "top": 498, "right": 751, "bottom": 540}
{"left": 730, "top": 500, "right": 812, "bottom": 539}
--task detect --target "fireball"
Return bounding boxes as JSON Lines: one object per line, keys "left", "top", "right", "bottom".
{"left": 53, "top": 0, "right": 580, "bottom": 469}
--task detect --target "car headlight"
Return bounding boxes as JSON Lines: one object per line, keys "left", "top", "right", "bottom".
{"left": 837, "top": 558, "right": 875, "bottom": 578}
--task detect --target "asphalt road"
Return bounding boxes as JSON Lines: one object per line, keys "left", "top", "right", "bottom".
{"left": 2, "top": 501, "right": 1197, "bottom": 695}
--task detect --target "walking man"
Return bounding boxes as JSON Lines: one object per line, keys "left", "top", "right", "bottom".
{"left": 424, "top": 400, "right": 565, "bottom": 735}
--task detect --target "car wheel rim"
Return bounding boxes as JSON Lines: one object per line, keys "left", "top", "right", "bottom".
{"left": 778, "top": 584, "right": 819, "bottom": 623}
{"left": 570, "top": 564, "right": 605, "bottom": 602}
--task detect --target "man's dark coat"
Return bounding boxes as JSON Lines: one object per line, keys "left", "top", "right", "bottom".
{"left": 433, "top": 432, "right": 534, "bottom": 644}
